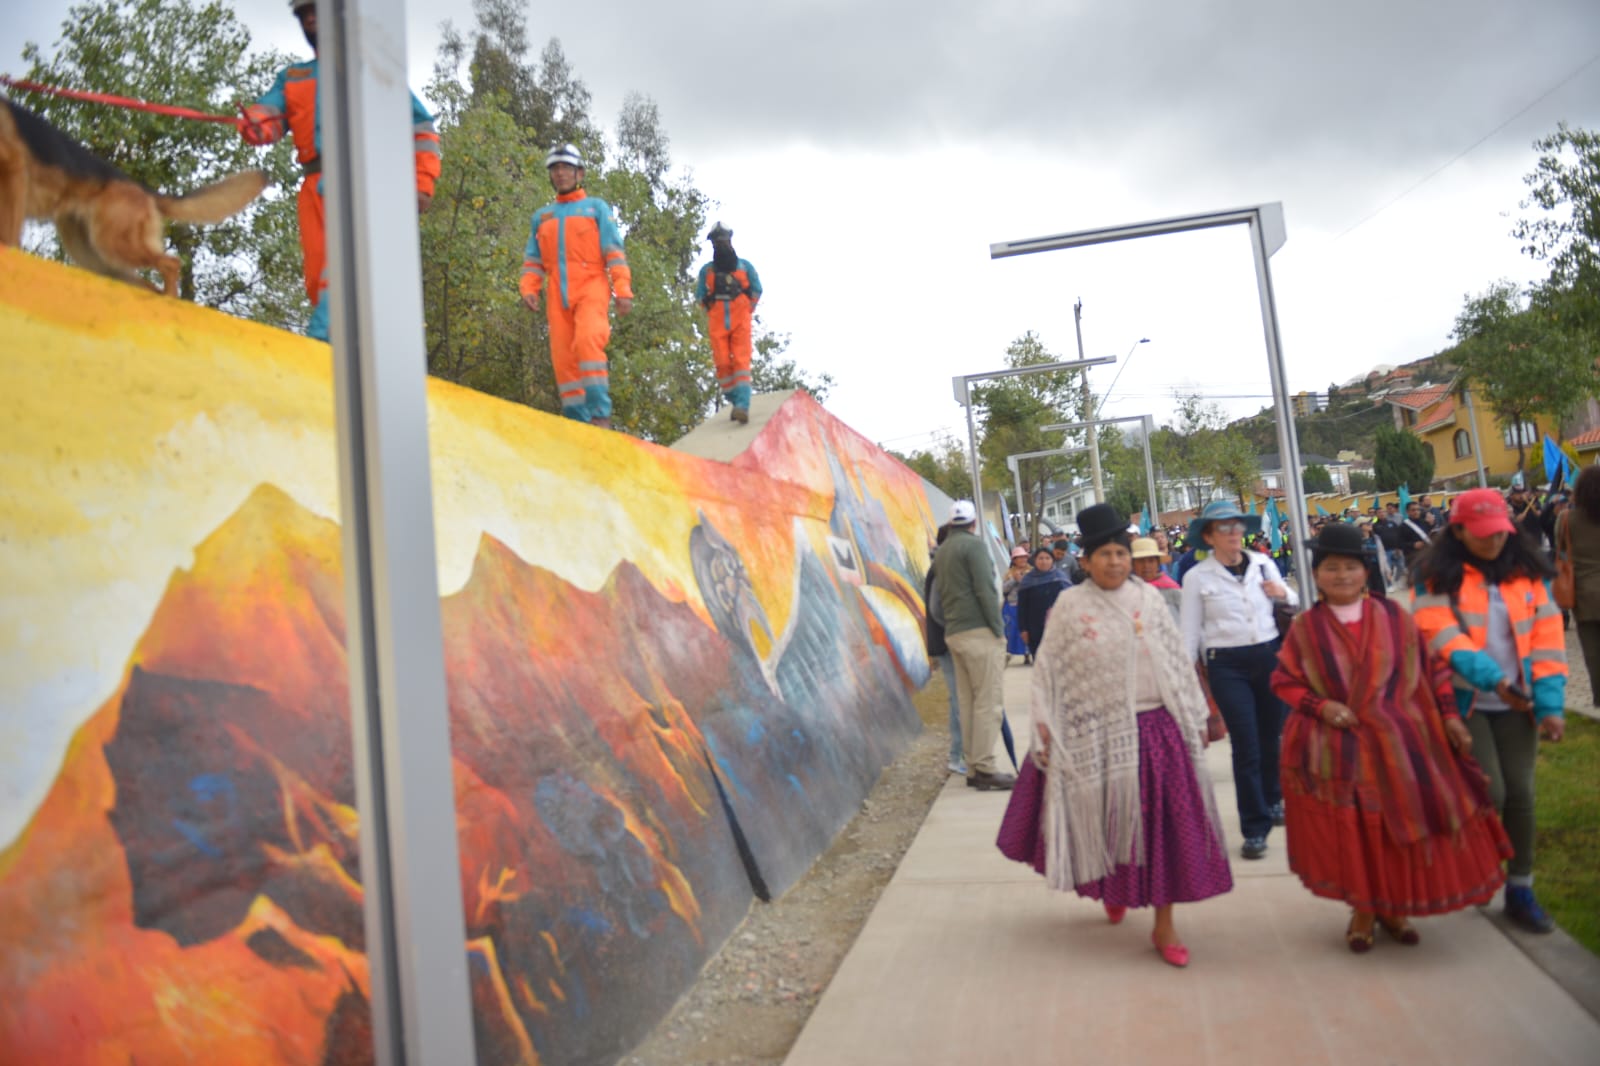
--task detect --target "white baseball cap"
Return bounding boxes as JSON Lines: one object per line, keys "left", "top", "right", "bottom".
{"left": 949, "top": 499, "right": 976, "bottom": 524}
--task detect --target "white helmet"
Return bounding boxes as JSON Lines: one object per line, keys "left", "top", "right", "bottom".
{"left": 545, "top": 143, "right": 584, "bottom": 169}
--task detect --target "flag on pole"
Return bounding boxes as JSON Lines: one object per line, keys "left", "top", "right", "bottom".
{"left": 1266, "top": 497, "right": 1283, "bottom": 551}
{"left": 1315, "top": 503, "right": 1329, "bottom": 516}
{"left": 1543, "top": 434, "right": 1575, "bottom": 490}
{"left": 1397, "top": 483, "right": 1412, "bottom": 512}
{"left": 1139, "top": 504, "right": 1152, "bottom": 535}
{"left": 1372, "top": 495, "right": 1381, "bottom": 513}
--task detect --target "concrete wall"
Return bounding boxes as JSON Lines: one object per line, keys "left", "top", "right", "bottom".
{"left": 0, "top": 251, "right": 933, "bottom": 1065}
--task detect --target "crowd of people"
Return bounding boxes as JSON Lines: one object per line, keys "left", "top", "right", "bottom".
{"left": 926, "top": 474, "right": 1590, "bottom": 968}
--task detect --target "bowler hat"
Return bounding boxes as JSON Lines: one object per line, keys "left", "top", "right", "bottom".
{"left": 1187, "top": 500, "right": 1262, "bottom": 546}
{"left": 1307, "top": 522, "right": 1366, "bottom": 565}
{"left": 1075, "top": 503, "right": 1128, "bottom": 553}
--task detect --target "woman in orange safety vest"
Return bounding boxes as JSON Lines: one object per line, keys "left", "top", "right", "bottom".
{"left": 1410, "top": 488, "right": 1567, "bottom": 935}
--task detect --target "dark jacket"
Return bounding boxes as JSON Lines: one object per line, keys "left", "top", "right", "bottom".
{"left": 1016, "top": 566, "right": 1071, "bottom": 654}
{"left": 923, "top": 566, "right": 948, "bottom": 657}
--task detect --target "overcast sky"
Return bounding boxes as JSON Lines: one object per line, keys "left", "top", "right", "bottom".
{"left": 6, "top": 0, "right": 1599, "bottom": 456}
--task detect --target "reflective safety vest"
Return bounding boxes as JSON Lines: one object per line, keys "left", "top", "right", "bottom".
{"left": 1411, "top": 568, "right": 1566, "bottom": 719}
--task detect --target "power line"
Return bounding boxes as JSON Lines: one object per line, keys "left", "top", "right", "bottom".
{"left": 1329, "top": 49, "right": 1600, "bottom": 244}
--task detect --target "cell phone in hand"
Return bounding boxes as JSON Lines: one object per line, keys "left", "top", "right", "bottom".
{"left": 1505, "top": 682, "right": 1531, "bottom": 704}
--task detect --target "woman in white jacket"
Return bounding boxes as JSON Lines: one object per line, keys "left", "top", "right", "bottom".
{"left": 1179, "top": 500, "right": 1299, "bottom": 861}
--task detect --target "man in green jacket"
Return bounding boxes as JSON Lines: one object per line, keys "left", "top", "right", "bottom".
{"left": 933, "top": 499, "right": 1015, "bottom": 790}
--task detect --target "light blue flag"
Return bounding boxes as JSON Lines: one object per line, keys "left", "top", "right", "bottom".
{"left": 1372, "top": 495, "right": 1381, "bottom": 513}
{"left": 1397, "top": 483, "right": 1412, "bottom": 512}
{"left": 1266, "top": 497, "right": 1283, "bottom": 551}
{"left": 1139, "top": 504, "right": 1152, "bottom": 535}
{"left": 1543, "top": 434, "right": 1574, "bottom": 490}
{"left": 1315, "top": 503, "right": 1329, "bottom": 516}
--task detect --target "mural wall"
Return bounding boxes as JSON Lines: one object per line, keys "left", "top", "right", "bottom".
{"left": 0, "top": 251, "right": 935, "bottom": 1065}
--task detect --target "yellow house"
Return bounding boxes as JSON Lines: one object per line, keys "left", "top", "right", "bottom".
{"left": 1386, "top": 380, "right": 1556, "bottom": 488}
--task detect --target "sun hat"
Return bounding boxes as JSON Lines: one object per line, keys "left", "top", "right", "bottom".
{"left": 1129, "top": 537, "right": 1163, "bottom": 560}
{"left": 1186, "top": 499, "right": 1262, "bottom": 546}
{"left": 1449, "top": 488, "right": 1516, "bottom": 538}
{"left": 1010, "top": 546, "right": 1030, "bottom": 560}
{"left": 949, "top": 499, "right": 976, "bottom": 525}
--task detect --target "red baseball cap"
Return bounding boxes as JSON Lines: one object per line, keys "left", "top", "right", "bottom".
{"left": 1449, "top": 488, "right": 1516, "bottom": 538}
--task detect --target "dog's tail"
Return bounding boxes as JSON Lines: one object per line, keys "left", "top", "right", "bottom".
{"left": 158, "top": 170, "right": 270, "bottom": 225}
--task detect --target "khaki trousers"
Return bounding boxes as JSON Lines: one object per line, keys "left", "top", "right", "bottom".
{"left": 944, "top": 627, "right": 1005, "bottom": 774}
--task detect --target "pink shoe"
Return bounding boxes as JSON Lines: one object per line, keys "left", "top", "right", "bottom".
{"left": 1104, "top": 903, "right": 1127, "bottom": 925}
{"left": 1152, "top": 932, "right": 1189, "bottom": 968}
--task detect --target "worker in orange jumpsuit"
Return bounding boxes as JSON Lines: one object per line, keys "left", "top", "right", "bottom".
{"left": 694, "top": 222, "right": 763, "bottom": 423}
{"left": 240, "top": 0, "right": 441, "bottom": 340}
{"left": 520, "top": 144, "right": 633, "bottom": 428}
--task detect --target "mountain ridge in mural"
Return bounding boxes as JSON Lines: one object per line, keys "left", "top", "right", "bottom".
{"left": 1, "top": 478, "right": 922, "bottom": 1065}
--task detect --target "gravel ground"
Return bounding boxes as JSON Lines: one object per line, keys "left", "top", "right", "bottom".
{"left": 622, "top": 681, "right": 952, "bottom": 1066}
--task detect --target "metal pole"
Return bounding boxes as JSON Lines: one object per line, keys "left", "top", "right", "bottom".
{"left": 1009, "top": 456, "right": 1026, "bottom": 545}
{"left": 1074, "top": 300, "right": 1104, "bottom": 502}
{"left": 1142, "top": 415, "right": 1160, "bottom": 526}
{"left": 320, "top": 0, "right": 477, "bottom": 1061}
{"left": 961, "top": 380, "right": 985, "bottom": 536}
{"left": 1462, "top": 385, "right": 1489, "bottom": 487}
{"left": 1247, "top": 208, "right": 1313, "bottom": 603}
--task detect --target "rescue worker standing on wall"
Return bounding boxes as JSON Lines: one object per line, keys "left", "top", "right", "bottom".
{"left": 520, "top": 144, "right": 634, "bottom": 429}
{"left": 240, "top": 0, "right": 441, "bottom": 341}
{"left": 694, "top": 222, "right": 762, "bottom": 423}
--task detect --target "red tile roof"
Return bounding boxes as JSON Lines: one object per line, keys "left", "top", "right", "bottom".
{"left": 1387, "top": 382, "right": 1452, "bottom": 411}
{"left": 1570, "top": 426, "right": 1600, "bottom": 449}
{"left": 1416, "top": 398, "right": 1457, "bottom": 433}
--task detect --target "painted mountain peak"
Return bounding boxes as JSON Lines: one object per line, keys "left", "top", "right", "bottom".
{"left": 1, "top": 471, "right": 923, "bottom": 1065}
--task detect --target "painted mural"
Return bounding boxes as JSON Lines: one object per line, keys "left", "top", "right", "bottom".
{"left": 0, "top": 250, "right": 936, "bottom": 1065}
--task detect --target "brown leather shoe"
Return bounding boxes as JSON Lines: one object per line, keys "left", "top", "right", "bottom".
{"left": 966, "top": 770, "right": 1016, "bottom": 791}
{"left": 731, "top": 406, "right": 749, "bottom": 424}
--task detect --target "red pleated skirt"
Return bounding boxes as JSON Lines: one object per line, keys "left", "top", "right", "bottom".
{"left": 1284, "top": 796, "right": 1511, "bottom": 915}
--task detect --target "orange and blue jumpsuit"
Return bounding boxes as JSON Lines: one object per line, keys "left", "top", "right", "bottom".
{"left": 241, "top": 58, "right": 441, "bottom": 340}
{"left": 694, "top": 258, "right": 762, "bottom": 411}
{"left": 520, "top": 190, "right": 632, "bottom": 422}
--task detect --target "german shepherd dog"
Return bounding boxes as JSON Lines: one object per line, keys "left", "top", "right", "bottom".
{"left": 0, "top": 98, "right": 267, "bottom": 296}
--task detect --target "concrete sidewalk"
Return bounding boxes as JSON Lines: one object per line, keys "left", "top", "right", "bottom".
{"left": 786, "top": 660, "right": 1600, "bottom": 1066}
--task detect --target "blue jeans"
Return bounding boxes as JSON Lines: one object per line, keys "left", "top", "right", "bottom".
{"left": 937, "top": 654, "right": 964, "bottom": 765}
{"left": 1205, "top": 639, "right": 1286, "bottom": 841}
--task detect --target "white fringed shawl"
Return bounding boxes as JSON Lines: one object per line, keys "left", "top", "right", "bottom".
{"left": 1031, "top": 577, "right": 1222, "bottom": 891}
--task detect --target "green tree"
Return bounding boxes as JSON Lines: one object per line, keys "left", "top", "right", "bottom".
{"left": 1151, "top": 392, "right": 1259, "bottom": 508}
{"left": 1302, "top": 463, "right": 1334, "bottom": 493}
{"left": 971, "top": 333, "right": 1085, "bottom": 530}
{"left": 18, "top": 0, "right": 304, "bottom": 325}
{"left": 1099, "top": 426, "right": 1153, "bottom": 523}
{"left": 894, "top": 433, "right": 971, "bottom": 503}
{"left": 1374, "top": 424, "right": 1434, "bottom": 491}
{"left": 1449, "top": 280, "right": 1600, "bottom": 471}
{"left": 1348, "top": 470, "right": 1377, "bottom": 493}
{"left": 422, "top": 0, "right": 810, "bottom": 442}
{"left": 1515, "top": 123, "right": 1600, "bottom": 328}
{"left": 750, "top": 332, "right": 834, "bottom": 402}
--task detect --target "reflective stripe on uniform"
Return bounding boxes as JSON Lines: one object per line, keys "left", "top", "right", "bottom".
{"left": 1428, "top": 626, "right": 1463, "bottom": 654}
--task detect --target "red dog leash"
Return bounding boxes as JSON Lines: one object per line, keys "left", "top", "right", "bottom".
{"left": 1, "top": 74, "right": 248, "bottom": 128}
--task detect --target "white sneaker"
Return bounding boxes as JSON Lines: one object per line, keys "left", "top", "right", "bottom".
{"left": 947, "top": 760, "right": 969, "bottom": 776}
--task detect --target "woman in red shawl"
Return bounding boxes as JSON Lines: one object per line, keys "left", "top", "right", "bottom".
{"left": 1271, "top": 523, "right": 1510, "bottom": 953}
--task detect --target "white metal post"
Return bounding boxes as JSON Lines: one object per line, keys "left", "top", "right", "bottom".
{"left": 1462, "top": 385, "right": 1490, "bottom": 487}
{"left": 993, "top": 203, "right": 1311, "bottom": 600}
{"left": 953, "top": 356, "right": 1115, "bottom": 563}
{"left": 319, "top": 0, "right": 477, "bottom": 1061}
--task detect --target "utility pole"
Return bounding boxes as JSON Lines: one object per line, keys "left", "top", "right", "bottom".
{"left": 1074, "top": 299, "right": 1104, "bottom": 502}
